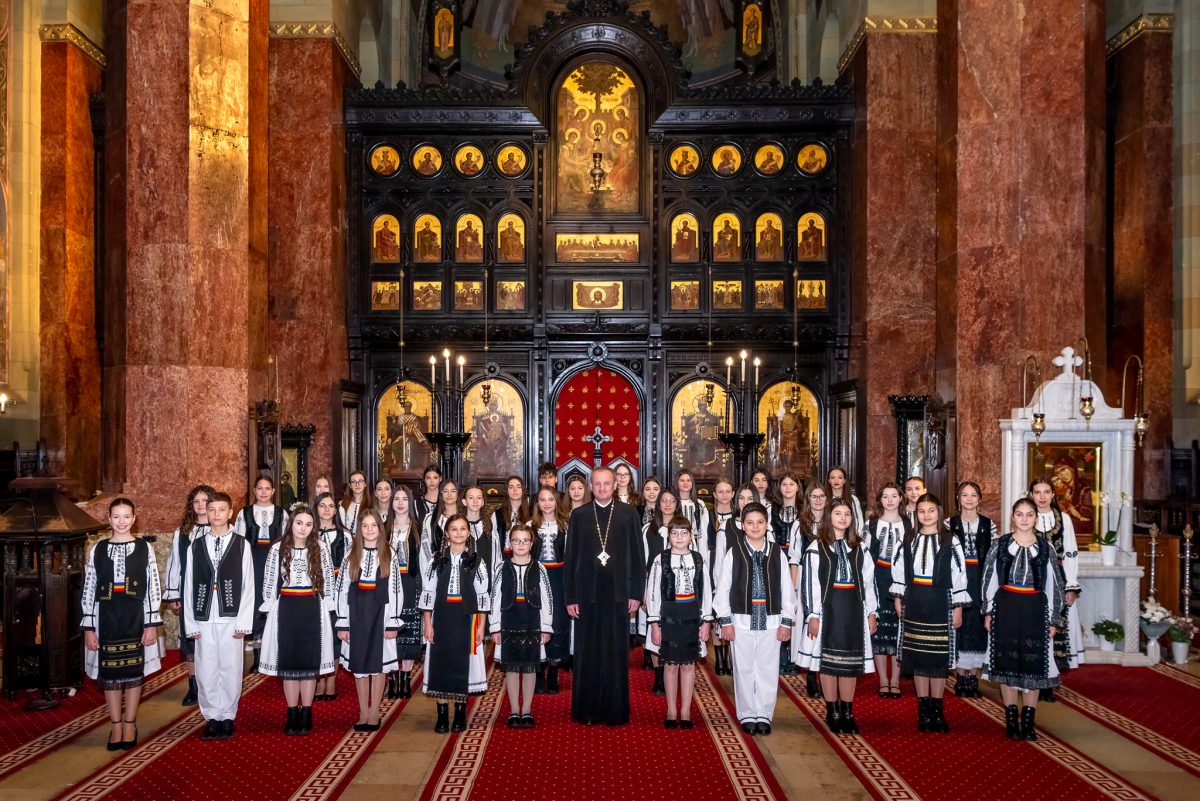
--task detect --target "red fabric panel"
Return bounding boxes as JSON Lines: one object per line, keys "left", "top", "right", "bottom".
{"left": 553, "top": 367, "right": 640, "bottom": 469}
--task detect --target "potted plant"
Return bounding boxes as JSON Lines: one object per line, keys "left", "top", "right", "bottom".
{"left": 1094, "top": 491, "right": 1129, "bottom": 566}
{"left": 1168, "top": 618, "right": 1196, "bottom": 665}
{"left": 1092, "top": 619, "right": 1124, "bottom": 651}
{"left": 1140, "top": 598, "right": 1173, "bottom": 640}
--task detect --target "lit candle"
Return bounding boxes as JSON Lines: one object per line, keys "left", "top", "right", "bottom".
{"left": 430, "top": 355, "right": 437, "bottom": 388}
{"left": 443, "top": 349, "right": 451, "bottom": 384}
{"left": 753, "top": 357, "right": 761, "bottom": 393}
{"left": 725, "top": 357, "right": 732, "bottom": 387}
{"left": 457, "top": 355, "right": 465, "bottom": 387}
{"left": 740, "top": 350, "right": 747, "bottom": 383}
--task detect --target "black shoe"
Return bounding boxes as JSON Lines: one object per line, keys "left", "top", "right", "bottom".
{"left": 181, "top": 676, "right": 198, "bottom": 706}
{"left": 300, "top": 706, "right": 313, "bottom": 735}
{"left": 930, "top": 698, "right": 950, "bottom": 733}
{"left": 561, "top": 656, "right": 573, "bottom": 672}
{"left": 840, "top": 701, "right": 859, "bottom": 735}
{"left": 1005, "top": 704, "right": 1021, "bottom": 740}
{"left": 826, "top": 700, "right": 843, "bottom": 734}
{"left": 521, "top": 713, "right": 535, "bottom": 728}
{"left": 954, "top": 676, "right": 966, "bottom": 697}
{"left": 652, "top": 665, "right": 665, "bottom": 696}
{"left": 534, "top": 665, "right": 548, "bottom": 695}
{"left": 806, "top": 671, "right": 821, "bottom": 698}
{"left": 507, "top": 713, "right": 520, "bottom": 728}
{"left": 679, "top": 719, "right": 694, "bottom": 730}
{"left": 249, "top": 649, "right": 261, "bottom": 674}
{"left": 642, "top": 649, "right": 654, "bottom": 670}
{"left": 285, "top": 706, "right": 299, "bottom": 736}
{"left": 664, "top": 718, "right": 678, "bottom": 729}
{"left": 107, "top": 719, "right": 123, "bottom": 751}
{"left": 451, "top": 702, "right": 467, "bottom": 732}
{"left": 917, "top": 697, "right": 932, "bottom": 733}
{"left": 400, "top": 671, "right": 412, "bottom": 699}
{"left": 756, "top": 721, "right": 772, "bottom": 735}
{"left": 386, "top": 672, "right": 400, "bottom": 700}
{"left": 722, "top": 645, "right": 734, "bottom": 676}
{"left": 1020, "top": 705, "right": 1039, "bottom": 740}
{"left": 434, "top": 704, "right": 450, "bottom": 733}
{"left": 201, "top": 719, "right": 220, "bottom": 741}
{"left": 353, "top": 722, "right": 372, "bottom": 733}
{"left": 1039, "top": 687, "right": 1057, "bottom": 703}
{"left": 741, "top": 721, "right": 756, "bottom": 734}
{"left": 222, "top": 720, "right": 235, "bottom": 739}
{"left": 546, "top": 666, "right": 560, "bottom": 695}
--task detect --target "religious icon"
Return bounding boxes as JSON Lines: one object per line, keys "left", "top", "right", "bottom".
{"left": 712, "top": 145, "right": 743, "bottom": 177}
{"left": 742, "top": 4, "right": 764, "bottom": 57}
{"left": 755, "top": 213, "right": 784, "bottom": 262}
{"left": 758, "top": 381, "right": 820, "bottom": 478}
{"left": 369, "top": 145, "right": 401, "bottom": 177}
{"left": 572, "top": 281, "right": 623, "bottom": 310}
{"left": 669, "top": 213, "right": 699, "bottom": 263}
{"left": 667, "top": 144, "right": 700, "bottom": 178}
{"left": 377, "top": 381, "right": 435, "bottom": 476}
{"left": 412, "top": 281, "right": 442, "bottom": 311}
{"left": 797, "top": 143, "right": 829, "bottom": 175}
{"left": 671, "top": 379, "right": 728, "bottom": 478}
{"left": 496, "top": 145, "right": 528, "bottom": 177}
{"left": 712, "top": 213, "right": 741, "bottom": 263}
{"left": 797, "top": 212, "right": 827, "bottom": 261}
{"left": 453, "top": 144, "right": 484, "bottom": 177}
{"left": 463, "top": 378, "right": 526, "bottom": 484}
{"left": 796, "top": 279, "right": 827, "bottom": 309}
{"left": 713, "top": 280, "right": 743, "bottom": 310}
{"left": 496, "top": 214, "right": 525, "bottom": 263}
{"left": 371, "top": 281, "right": 401, "bottom": 311}
{"left": 496, "top": 280, "right": 526, "bottom": 311}
{"left": 413, "top": 214, "right": 442, "bottom": 263}
{"left": 455, "top": 214, "right": 484, "bottom": 263}
{"left": 755, "top": 280, "right": 784, "bottom": 310}
{"left": 754, "top": 143, "right": 784, "bottom": 176}
{"left": 670, "top": 280, "right": 700, "bottom": 311}
{"left": 454, "top": 280, "right": 483, "bottom": 311}
{"left": 1026, "top": 442, "right": 1100, "bottom": 538}
{"left": 555, "top": 233, "right": 639, "bottom": 263}
{"left": 371, "top": 214, "right": 400, "bottom": 263}
{"left": 433, "top": 7, "right": 455, "bottom": 59}
{"left": 411, "top": 145, "right": 443, "bottom": 177}
{"left": 555, "top": 61, "right": 640, "bottom": 213}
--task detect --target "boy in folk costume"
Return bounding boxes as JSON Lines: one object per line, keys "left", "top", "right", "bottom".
{"left": 183, "top": 492, "right": 256, "bottom": 740}
{"left": 714, "top": 502, "right": 796, "bottom": 735}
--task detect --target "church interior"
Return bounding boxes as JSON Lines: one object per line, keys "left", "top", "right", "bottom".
{"left": 0, "top": 0, "right": 1198, "bottom": 798}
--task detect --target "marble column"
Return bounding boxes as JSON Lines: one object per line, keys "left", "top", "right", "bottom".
{"left": 1108, "top": 19, "right": 1174, "bottom": 497}
{"left": 267, "top": 35, "right": 351, "bottom": 484}
{"left": 1176, "top": 2, "right": 1200, "bottom": 445}
{"left": 102, "top": 0, "right": 268, "bottom": 529}
{"left": 936, "top": 0, "right": 1107, "bottom": 500}
{"left": 846, "top": 26, "right": 939, "bottom": 494}
{"left": 39, "top": 37, "right": 102, "bottom": 496}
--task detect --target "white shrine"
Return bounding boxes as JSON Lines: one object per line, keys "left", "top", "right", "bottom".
{"left": 1000, "top": 345, "right": 1149, "bottom": 666}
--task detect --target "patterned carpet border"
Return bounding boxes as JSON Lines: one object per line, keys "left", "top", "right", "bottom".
{"left": 0, "top": 661, "right": 190, "bottom": 781}
{"left": 419, "top": 667, "right": 506, "bottom": 801}
{"left": 1151, "top": 663, "right": 1200, "bottom": 691}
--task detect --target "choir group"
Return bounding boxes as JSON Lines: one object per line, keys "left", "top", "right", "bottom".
{"left": 80, "top": 462, "right": 1082, "bottom": 748}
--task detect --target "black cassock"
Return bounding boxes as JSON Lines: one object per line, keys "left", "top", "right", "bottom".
{"left": 564, "top": 500, "right": 645, "bottom": 725}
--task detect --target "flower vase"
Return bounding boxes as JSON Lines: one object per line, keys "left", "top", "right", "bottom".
{"left": 1173, "top": 641, "right": 1191, "bottom": 665}
{"left": 1101, "top": 544, "right": 1118, "bottom": 566}
{"left": 1100, "top": 639, "right": 1117, "bottom": 652}
{"left": 1141, "top": 620, "right": 1171, "bottom": 641}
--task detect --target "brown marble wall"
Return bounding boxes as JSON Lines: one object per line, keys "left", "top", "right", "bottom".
{"left": 936, "top": 0, "right": 1107, "bottom": 501}
{"left": 102, "top": 0, "right": 268, "bottom": 529}
{"left": 848, "top": 32, "right": 939, "bottom": 495}
{"left": 1108, "top": 30, "right": 1174, "bottom": 497}
{"left": 267, "top": 37, "right": 351, "bottom": 484}
{"left": 40, "top": 41, "right": 102, "bottom": 497}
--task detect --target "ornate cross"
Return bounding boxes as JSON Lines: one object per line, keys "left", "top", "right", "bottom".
{"left": 583, "top": 425, "right": 613, "bottom": 468}
{"left": 1052, "top": 346, "right": 1083, "bottom": 378}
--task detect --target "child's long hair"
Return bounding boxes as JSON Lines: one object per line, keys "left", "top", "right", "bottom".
{"left": 1010, "top": 496, "right": 1039, "bottom": 534}
{"left": 826, "top": 466, "right": 855, "bottom": 500}
{"left": 800, "top": 481, "right": 830, "bottom": 529}
{"left": 500, "top": 475, "right": 531, "bottom": 525}
{"left": 531, "top": 486, "right": 568, "bottom": 531}
{"left": 751, "top": 468, "right": 780, "bottom": 506}
{"left": 955, "top": 480, "right": 983, "bottom": 512}
{"left": 614, "top": 464, "right": 640, "bottom": 506}
{"left": 435, "top": 478, "right": 461, "bottom": 518}
{"left": 313, "top": 492, "right": 348, "bottom": 536}
{"left": 341, "top": 469, "right": 370, "bottom": 513}
{"left": 734, "top": 483, "right": 758, "bottom": 516}
{"left": 652, "top": 489, "right": 679, "bottom": 531}
{"left": 815, "top": 497, "right": 861, "bottom": 549}
{"left": 1027, "top": 476, "right": 1061, "bottom": 511}
{"left": 433, "top": 513, "right": 479, "bottom": 570}
{"left": 281, "top": 508, "right": 325, "bottom": 596}
{"left": 388, "top": 484, "right": 421, "bottom": 559}
{"left": 179, "top": 484, "right": 216, "bottom": 537}
{"left": 905, "top": 492, "right": 945, "bottom": 547}
{"left": 348, "top": 510, "right": 391, "bottom": 581}
{"left": 872, "top": 482, "right": 903, "bottom": 519}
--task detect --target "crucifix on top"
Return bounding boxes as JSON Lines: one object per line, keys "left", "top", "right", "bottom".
{"left": 1052, "top": 345, "right": 1083, "bottom": 377}
{"left": 583, "top": 425, "right": 613, "bottom": 468}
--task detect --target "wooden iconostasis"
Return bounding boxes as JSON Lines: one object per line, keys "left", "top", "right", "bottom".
{"left": 345, "top": 1, "right": 856, "bottom": 491}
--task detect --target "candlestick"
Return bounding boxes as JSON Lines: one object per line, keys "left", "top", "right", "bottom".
{"left": 430, "top": 355, "right": 437, "bottom": 388}
{"left": 443, "top": 349, "right": 451, "bottom": 384}
{"left": 457, "top": 355, "right": 465, "bottom": 387}
{"left": 753, "top": 357, "right": 761, "bottom": 395}
{"left": 740, "top": 350, "right": 747, "bottom": 383}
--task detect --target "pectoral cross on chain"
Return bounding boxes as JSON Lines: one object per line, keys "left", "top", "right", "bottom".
{"left": 583, "top": 425, "right": 613, "bottom": 468}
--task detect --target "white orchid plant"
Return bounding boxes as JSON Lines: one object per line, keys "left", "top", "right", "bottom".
{"left": 1093, "top": 490, "right": 1131, "bottom": 547}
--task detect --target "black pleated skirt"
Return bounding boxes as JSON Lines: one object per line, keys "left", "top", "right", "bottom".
{"left": 989, "top": 586, "right": 1057, "bottom": 689}
{"left": 425, "top": 600, "right": 482, "bottom": 698}
{"left": 957, "top": 562, "right": 988, "bottom": 654}
{"left": 659, "top": 601, "right": 703, "bottom": 666}
{"left": 898, "top": 583, "right": 953, "bottom": 678}
{"left": 97, "top": 593, "right": 146, "bottom": 690}
{"left": 820, "top": 586, "right": 866, "bottom": 677}
{"left": 276, "top": 593, "right": 322, "bottom": 680}
{"left": 871, "top": 560, "right": 899, "bottom": 655}
{"left": 498, "top": 600, "right": 542, "bottom": 673}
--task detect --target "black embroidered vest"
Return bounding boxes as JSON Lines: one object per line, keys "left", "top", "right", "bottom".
{"left": 190, "top": 534, "right": 247, "bottom": 620}
{"left": 499, "top": 561, "right": 542, "bottom": 611}
{"left": 659, "top": 550, "right": 705, "bottom": 618}
{"left": 95, "top": 539, "right": 149, "bottom": 600}
{"left": 902, "top": 534, "right": 954, "bottom": 589}
{"left": 240, "top": 505, "right": 285, "bottom": 548}
{"left": 433, "top": 553, "right": 480, "bottom": 615}
{"left": 994, "top": 534, "right": 1051, "bottom": 588}
{"left": 729, "top": 538, "right": 782, "bottom": 615}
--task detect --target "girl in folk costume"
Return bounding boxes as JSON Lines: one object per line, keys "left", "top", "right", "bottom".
{"left": 637, "top": 476, "right": 661, "bottom": 528}
{"left": 982, "top": 497, "right": 1065, "bottom": 740}
{"left": 493, "top": 475, "right": 532, "bottom": 553}
{"left": 614, "top": 463, "right": 640, "bottom": 507}
{"left": 314, "top": 492, "right": 352, "bottom": 701}
{"left": 902, "top": 476, "right": 926, "bottom": 529}
{"left": 82, "top": 498, "right": 164, "bottom": 750}
{"left": 774, "top": 473, "right": 803, "bottom": 676}
{"left": 421, "top": 478, "right": 462, "bottom": 557}
{"left": 674, "top": 469, "right": 711, "bottom": 542}
{"left": 1028, "top": 476, "right": 1083, "bottom": 702}
{"left": 641, "top": 489, "right": 679, "bottom": 692}
{"left": 490, "top": 525, "right": 554, "bottom": 728}
{"left": 258, "top": 507, "right": 336, "bottom": 736}
{"left": 750, "top": 469, "right": 775, "bottom": 523}
{"left": 826, "top": 467, "right": 866, "bottom": 534}
{"left": 464, "top": 486, "right": 501, "bottom": 580}
{"left": 792, "top": 481, "right": 829, "bottom": 696}
{"left": 373, "top": 479, "right": 394, "bottom": 527}
{"left": 530, "top": 487, "right": 571, "bottom": 694}
{"left": 890, "top": 493, "right": 970, "bottom": 733}
{"left": 340, "top": 470, "right": 371, "bottom": 534}
{"left": 234, "top": 475, "right": 289, "bottom": 671}
{"left": 386, "top": 485, "right": 425, "bottom": 700}
{"left": 164, "top": 484, "right": 215, "bottom": 707}
{"left": 646, "top": 517, "right": 713, "bottom": 729}
{"left": 866, "top": 483, "right": 909, "bottom": 698}
{"left": 420, "top": 514, "right": 491, "bottom": 733}
{"left": 707, "top": 479, "right": 737, "bottom": 676}
{"left": 714, "top": 503, "right": 796, "bottom": 735}
{"left": 712, "top": 485, "right": 756, "bottom": 580}
{"left": 947, "top": 481, "right": 994, "bottom": 698}
{"left": 334, "top": 511, "right": 404, "bottom": 733}
{"left": 415, "top": 463, "right": 443, "bottom": 530}
{"left": 310, "top": 476, "right": 332, "bottom": 506}
{"left": 796, "top": 499, "right": 879, "bottom": 735}
{"left": 561, "top": 474, "right": 591, "bottom": 521}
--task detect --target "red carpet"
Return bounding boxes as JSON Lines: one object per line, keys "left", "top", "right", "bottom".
{"left": 420, "top": 650, "right": 786, "bottom": 801}
{"left": 778, "top": 673, "right": 1158, "bottom": 801}
{"left": 52, "top": 666, "right": 420, "bottom": 801}
{"left": 0, "top": 651, "right": 185, "bottom": 780}
{"left": 1057, "top": 664, "right": 1200, "bottom": 777}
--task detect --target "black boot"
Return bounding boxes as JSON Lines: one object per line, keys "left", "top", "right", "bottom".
{"left": 400, "top": 670, "right": 412, "bottom": 699}
{"left": 825, "top": 699, "right": 843, "bottom": 734}
{"left": 917, "top": 697, "right": 932, "bottom": 732}
{"left": 300, "top": 706, "right": 313, "bottom": 735}
{"left": 1021, "top": 705, "right": 1039, "bottom": 740}
{"left": 806, "top": 671, "right": 821, "bottom": 698}
{"left": 546, "top": 665, "right": 560, "bottom": 695}
{"left": 182, "top": 675, "right": 198, "bottom": 706}
{"left": 451, "top": 702, "right": 468, "bottom": 732}
{"left": 1039, "top": 687, "right": 1057, "bottom": 703}
{"left": 249, "top": 647, "right": 260, "bottom": 675}
{"left": 434, "top": 703, "right": 450, "bottom": 733}
{"left": 931, "top": 697, "right": 950, "bottom": 732}
{"left": 1005, "top": 704, "right": 1021, "bottom": 739}
{"left": 968, "top": 675, "right": 981, "bottom": 698}
{"left": 386, "top": 671, "right": 400, "bottom": 700}
{"left": 954, "top": 675, "right": 967, "bottom": 697}
{"left": 841, "top": 700, "right": 860, "bottom": 735}
{"left": 652, "top": 665, "right": 665, "bottom": 695}
{"left": 713, "top": 645, "right": 726, "bottom": 675}
{"left": 285, "top": 706, "right": 299, "bottom": 736}
{"left": 642, "top": 648, "right": 654, "bottom": 670}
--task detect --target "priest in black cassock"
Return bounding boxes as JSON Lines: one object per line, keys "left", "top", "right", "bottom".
{"left": 564, "top": 467, "right": 644, "bottom": 725}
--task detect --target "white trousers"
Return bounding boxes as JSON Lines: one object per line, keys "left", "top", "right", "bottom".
{"left": 194, "top": 620, "right": 245, "bottom": 721}
{"left": 731, "top": 627, "right": 781, "bottom": 724}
